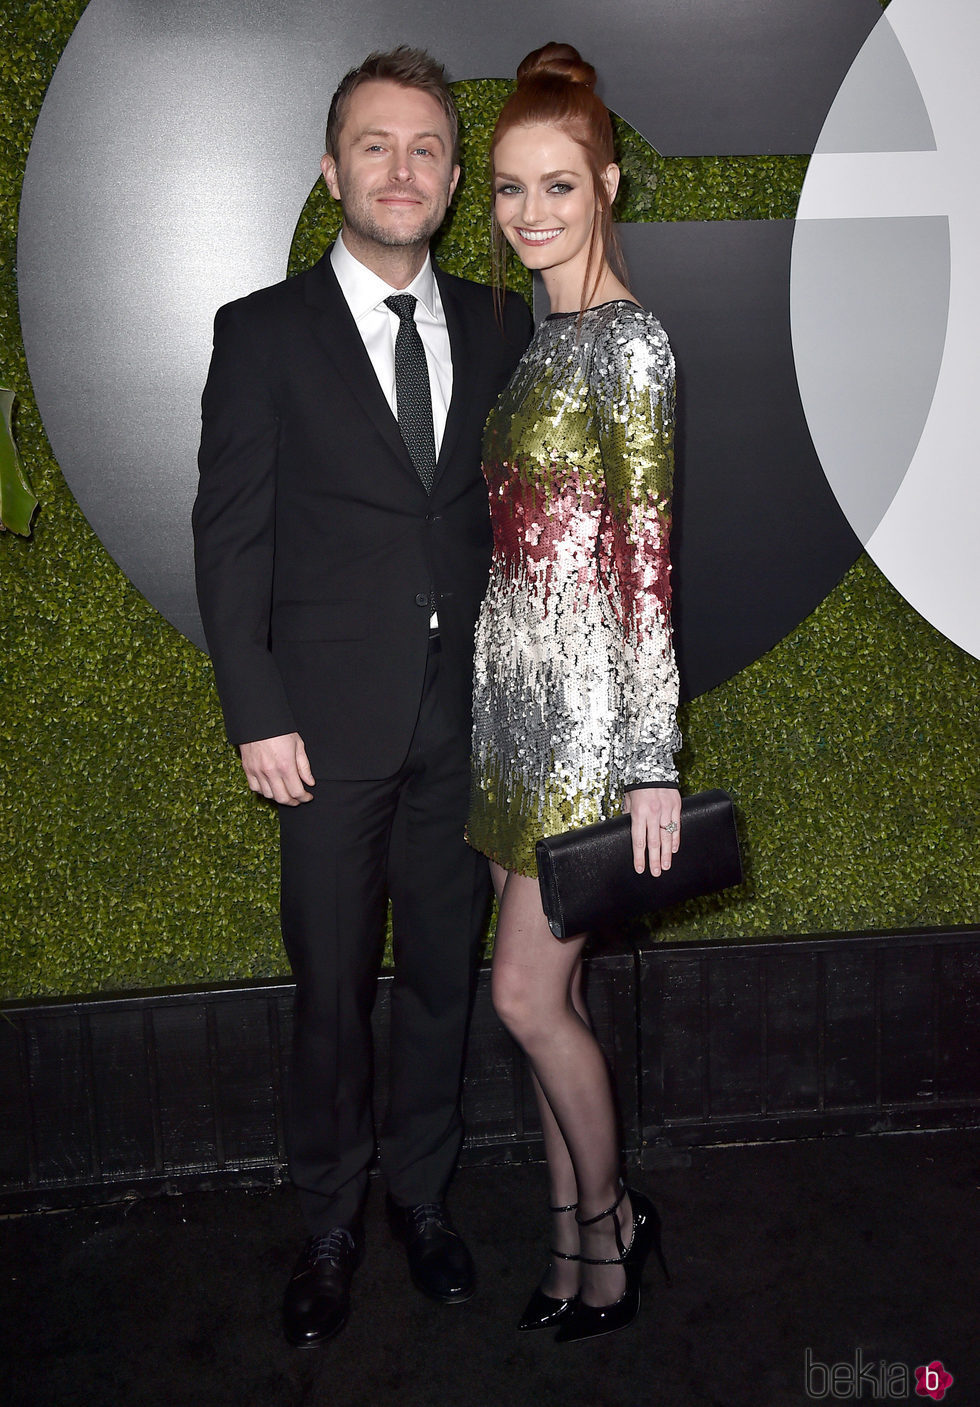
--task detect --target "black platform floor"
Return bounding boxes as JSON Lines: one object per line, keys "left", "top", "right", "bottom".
{"left": 3, "top": 1130, "right": 978, "bottom": 1407}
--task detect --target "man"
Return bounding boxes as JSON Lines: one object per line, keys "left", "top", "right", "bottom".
{"left": 192, "top": 48, "right": 531, "bottom": 1347}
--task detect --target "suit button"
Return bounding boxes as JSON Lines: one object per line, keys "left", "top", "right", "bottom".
{"left": 415, "top": 592, "right": 429, "bottom": 607}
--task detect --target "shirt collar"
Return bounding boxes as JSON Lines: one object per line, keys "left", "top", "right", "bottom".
{"left": 331, "top": 231, "right": 438, "bottom": 321}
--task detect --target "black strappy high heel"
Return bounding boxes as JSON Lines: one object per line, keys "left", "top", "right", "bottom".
{"left": 517, "top": 1201, "right": 579, "bottom": 1330}
{"left": 554, "top": 1185, "right": 668, "bottom": 1344}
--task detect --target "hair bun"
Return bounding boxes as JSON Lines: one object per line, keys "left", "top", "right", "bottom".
{"left": 516, "top": 42, "right": 597, "bottom": 92}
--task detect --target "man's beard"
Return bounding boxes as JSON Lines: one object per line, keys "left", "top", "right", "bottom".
{"left": 339, "top": 183, "right": 447, "bottom": 250}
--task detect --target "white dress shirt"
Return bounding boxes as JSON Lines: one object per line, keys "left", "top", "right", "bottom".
{"left": 330, "top": 232, "right": 453, "bottom": 456}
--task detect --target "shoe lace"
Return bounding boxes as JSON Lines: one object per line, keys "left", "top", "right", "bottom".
{"left": 309, "top": 1228, "right": 354, "bottom": 1266}
{"left": 409, "top": 1202, "right": 450, "bottom": 1235}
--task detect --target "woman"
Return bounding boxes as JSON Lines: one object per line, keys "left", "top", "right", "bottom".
{"left": 468, "top": 43, "right": 682, "bottom": 1343}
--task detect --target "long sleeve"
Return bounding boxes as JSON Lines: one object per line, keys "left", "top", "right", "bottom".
{"left": 594, "top": 315, "right": 682, "bottom": 786}
{"left": 192, "top": 300, "right": 297, "bottom": 746}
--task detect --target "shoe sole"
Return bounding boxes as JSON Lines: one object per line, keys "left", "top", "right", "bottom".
{"left": 410, "top": 1275, "right": 476, "bottom": 1304}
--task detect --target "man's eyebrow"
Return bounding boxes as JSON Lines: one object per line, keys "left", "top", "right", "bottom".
{"left": 351, "top": 126, "right": 447, "bottom": 147}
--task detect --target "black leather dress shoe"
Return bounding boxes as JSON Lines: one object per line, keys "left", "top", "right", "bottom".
{"left": 282, "top": 1228, "right": 359, "bottom": 1347}
{"left": 386, "top": 1196, "right": 476, "bottom": 1303}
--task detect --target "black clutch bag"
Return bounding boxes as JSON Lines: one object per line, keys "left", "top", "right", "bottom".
{"left": 535, "top": 788, "right": 743, "bottom": 940}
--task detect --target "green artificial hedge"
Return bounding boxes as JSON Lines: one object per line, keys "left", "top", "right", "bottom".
{"left": 3, "top": 0, "right": 975, "bottom": 1001}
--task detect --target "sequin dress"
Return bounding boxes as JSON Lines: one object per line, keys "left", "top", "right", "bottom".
{"left": 468, "top": 300, "right": 682, "bottom": 877}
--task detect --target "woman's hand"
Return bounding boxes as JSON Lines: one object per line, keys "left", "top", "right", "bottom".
{"left": 623, "top": 787, "right": 681, "bottom": 876}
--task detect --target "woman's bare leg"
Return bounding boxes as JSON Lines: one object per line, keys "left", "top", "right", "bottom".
{"left": 490, "top": 864, "right": 633, "bottom": 1306}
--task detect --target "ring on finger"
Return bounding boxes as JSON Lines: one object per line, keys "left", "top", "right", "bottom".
{"left": 661, "top": 821, "right": 678, "bottom": 834}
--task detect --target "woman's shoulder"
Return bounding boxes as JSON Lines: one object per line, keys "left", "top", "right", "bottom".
{"left": 586, "top": 301, "right": 674, "bottom": 382}
{"left": 587, "top": 299, "right": 669, "bottom": 342}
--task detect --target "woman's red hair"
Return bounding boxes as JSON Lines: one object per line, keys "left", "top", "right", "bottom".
{"left": 491, "top": 42, "right": 628, "bottom": 316}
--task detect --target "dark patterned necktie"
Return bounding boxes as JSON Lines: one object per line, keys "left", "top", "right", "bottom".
{"left": 384, "top": 293, "right": 437, "bottom": 494}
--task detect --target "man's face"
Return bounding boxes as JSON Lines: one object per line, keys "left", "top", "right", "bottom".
{"left": 321, "top": 80, "right": 460, "bottom": 255}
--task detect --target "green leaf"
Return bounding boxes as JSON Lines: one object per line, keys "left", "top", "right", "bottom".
{"left": 0, "top": 388, "right": 38, "bottom": 536}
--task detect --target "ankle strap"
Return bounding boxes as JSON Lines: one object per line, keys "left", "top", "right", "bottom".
{"left": 575, "top": 1183, "right": 626, "bottom": 1228}
{"left": 548, "top": 1200, "right": 578, "bottom": 1260}
{"left": 577, "top": 1249, "right": 626, "bottom": 1266}
{"left": 576, "top": 1183, "right": 629, "bottom": 1263}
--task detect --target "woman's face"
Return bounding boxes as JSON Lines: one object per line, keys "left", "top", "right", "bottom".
{"left": 492, "top": 124, "right": 617, "bottom": 284}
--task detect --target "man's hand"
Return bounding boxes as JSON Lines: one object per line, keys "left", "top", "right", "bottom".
{"left": 623, "top": 787, "right": 681, "bottom": 876}
{"left": 239, "top": 733, "right": 315, "bottom": 806}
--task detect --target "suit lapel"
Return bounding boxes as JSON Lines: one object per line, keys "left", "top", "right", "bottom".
{"left": 435, "top": 269, "right": 475, "bottom": 488}
{"left": 303, "top": 252, "right": 419, "bottom": 483}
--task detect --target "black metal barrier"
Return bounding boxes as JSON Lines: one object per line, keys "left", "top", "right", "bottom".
{"left": 3, "top": 928, "right": 978, "bottom": 1212}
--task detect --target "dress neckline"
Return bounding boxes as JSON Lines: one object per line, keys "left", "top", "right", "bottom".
{"left": 544, "top": 299, "right": 641, "bottom": 322}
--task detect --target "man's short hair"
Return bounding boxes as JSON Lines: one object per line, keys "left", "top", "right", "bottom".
{"left": 325, "top": 46, "right": 460, "bottom": 162}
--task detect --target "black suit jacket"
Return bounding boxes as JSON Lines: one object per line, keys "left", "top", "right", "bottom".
{"left": 193, "top": 250, "right": 532, "bottom": 778}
